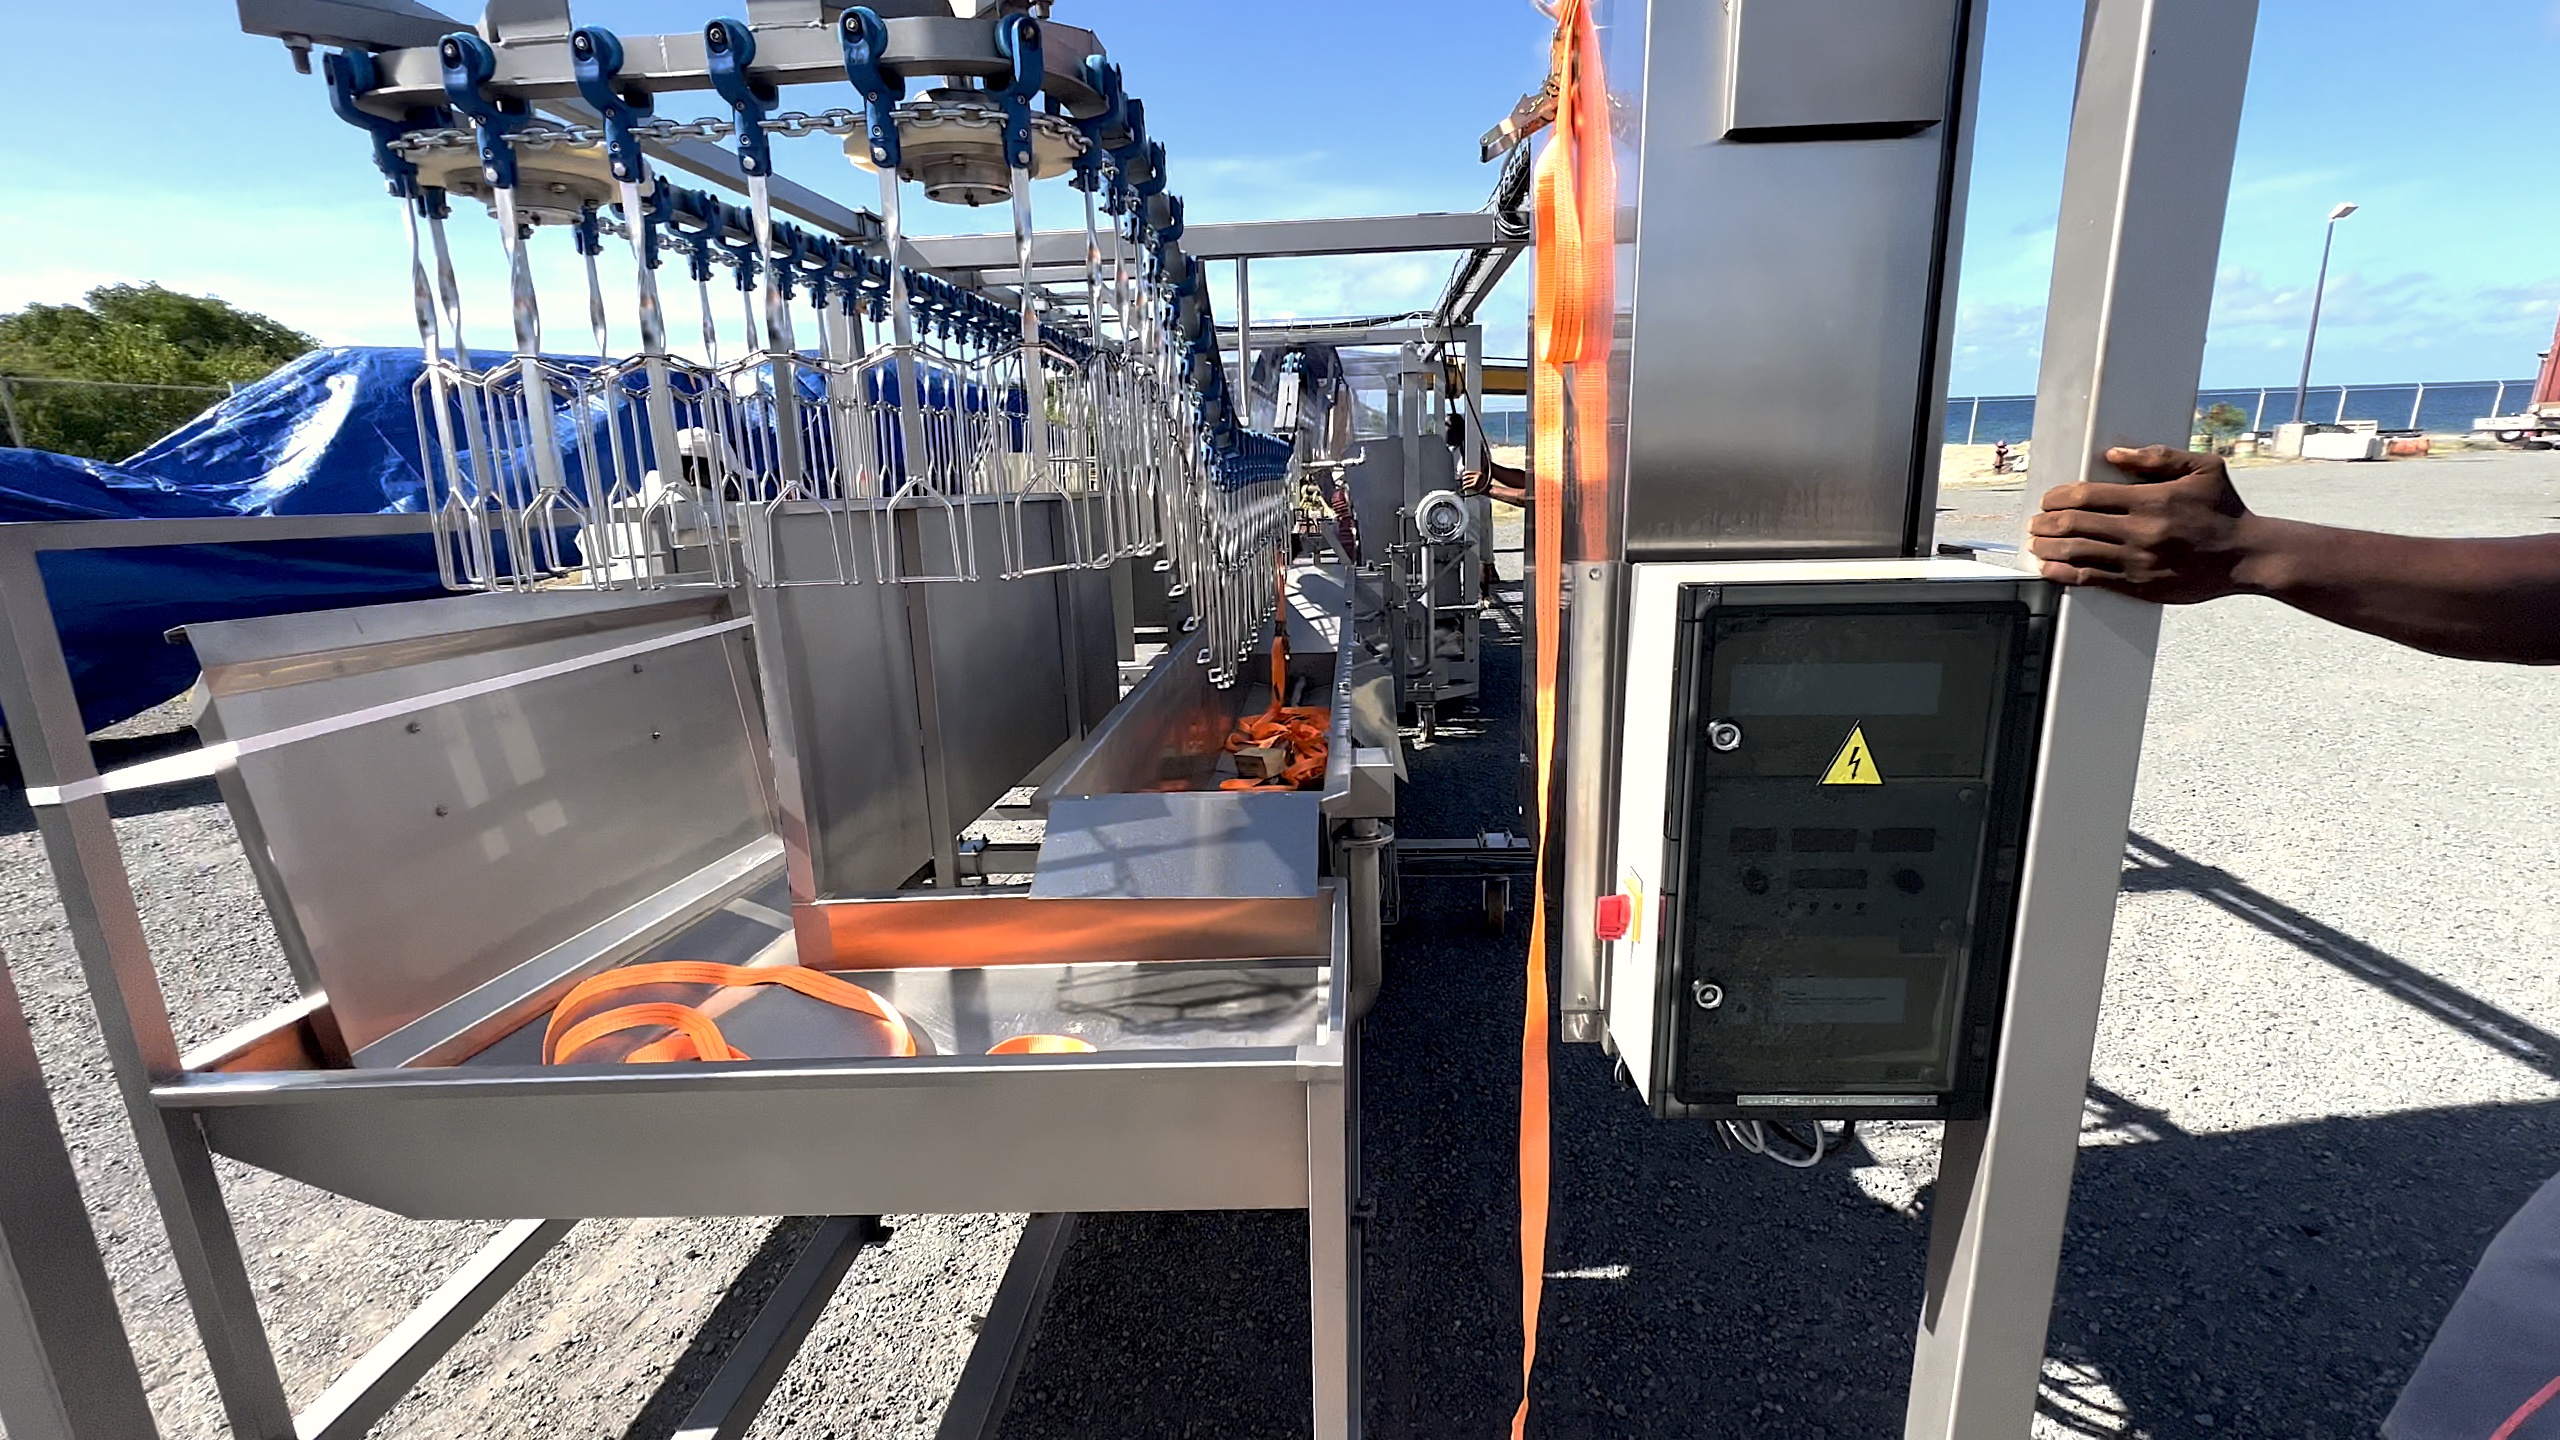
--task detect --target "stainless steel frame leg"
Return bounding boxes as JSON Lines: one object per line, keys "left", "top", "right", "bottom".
{"left": 1307, "top": 1072, "right": 1357, "bottom": 1440}
{"left": 0, "top": 540, "right": 298, "bottom": 1438}
{"left": 0, "top": 942, "right": 158, "bottom": 1440}
{"left": 1903, "top": 1, "right": 2257, "bottom": 1435}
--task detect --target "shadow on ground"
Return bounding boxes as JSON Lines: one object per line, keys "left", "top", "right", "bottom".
{"left": 998, "top": 626, "right": 2560, "bottom": 1439}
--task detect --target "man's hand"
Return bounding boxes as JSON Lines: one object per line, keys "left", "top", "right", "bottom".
{"left": 2026, "top": 444, "right": 2265, "bottom": 604}
{"left": 1460, "top": 467, "right": 1491, "bottom": 498}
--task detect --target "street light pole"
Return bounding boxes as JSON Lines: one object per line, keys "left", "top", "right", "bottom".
{"left": 2291, "top": 201, "right": 2358, "bottom": 426}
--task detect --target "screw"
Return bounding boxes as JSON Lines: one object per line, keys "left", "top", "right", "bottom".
{"left": 433, "top": 804, "right": 450, "bottom": 817}
{"left": 1707, "top": 720, "right": 1743, "bottom": 753}
{"left": 1692, "top": 981, "right": 1724, "bottom": 1011}
{"left": 405, "top": 720, "right": 422, "bottom": 734}
{"left": 651, "top": 730, "right": 663, "bottom": 741}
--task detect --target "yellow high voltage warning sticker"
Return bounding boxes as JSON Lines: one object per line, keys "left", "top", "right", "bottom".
{"left": 1820, "top": 725, "right": 1882, "bottom": 785}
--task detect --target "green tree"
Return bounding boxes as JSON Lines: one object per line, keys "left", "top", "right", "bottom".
{"left": 0, "top": 284, "right": 316, "bottom": 461}
{"left": 2195, "top": 400, "right": 2249, "bottom": 453}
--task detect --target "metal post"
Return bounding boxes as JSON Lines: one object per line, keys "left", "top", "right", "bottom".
{"left": 0, "top": 538, "right": 299, "bottom": 1439}
{"left": 2335, "top": 385, "right": 2348, "bottom": 424}
{"left": 2493, "top": 379, "right": 2509, "bottom": 416}
{"left": 2252, "top": 386, "right": 2267, "bottom": 431}
{"left": 1306, "top": 1071, "right": 1356, "bottom": 1440}
{"left": 2291, "top": 205, "right": 2353, "bottom": 425}
{"left": 1907, "top": 1, "right": 2258, "bottom": 1437}
{"left": 1462, "top": 326, "right": 1487, "bottom": 480}
{"left": 2409, "top": 382, "right": 2424, "bottom": 432}
{"left": 0, "top": 376, "right": 24, "bottom": 449}
{"left": 1965, "top": 395, "right": 1981, "bottom": 445}
{"left": 1236, "top": 258, "right": 1252, "bottom": 413}
{"left": 0, "top": 944, "right": 158, "bottom": 1440}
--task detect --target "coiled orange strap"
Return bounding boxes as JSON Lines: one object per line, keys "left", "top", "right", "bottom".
{"left": 542, "top": 961, "right": 919, "bottom": 1064}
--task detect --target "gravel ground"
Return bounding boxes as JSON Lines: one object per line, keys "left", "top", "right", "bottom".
{"left": 9, "top": 447, "right": 2560, "bottom": 1437}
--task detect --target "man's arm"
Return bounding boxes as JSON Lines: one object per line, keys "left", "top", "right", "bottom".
{"left": 2027, "top": 444, "right": 2560, "bottom": 664}
{"left": 1462, "top": 455, "right": 1532, "bottom": 508}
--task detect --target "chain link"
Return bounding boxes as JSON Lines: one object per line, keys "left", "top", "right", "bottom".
{"left": 387, "top": 102, "right": 1062, "bottom": 158}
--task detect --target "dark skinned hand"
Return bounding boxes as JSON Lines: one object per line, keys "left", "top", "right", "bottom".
{"left": 2026, "top": 444, "right": 2262, "bottom": 604}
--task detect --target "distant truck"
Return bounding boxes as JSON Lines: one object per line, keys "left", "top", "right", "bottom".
{"left": 2474, "top": 303, "right": 2560, "bottom": 444}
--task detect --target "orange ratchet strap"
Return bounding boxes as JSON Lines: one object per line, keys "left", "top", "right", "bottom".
{"left": 1518, "top": 1, "right": 1616, "bottom": 1435}
{"left": 543, "top": 961, "right": 919, "bottom": 1064}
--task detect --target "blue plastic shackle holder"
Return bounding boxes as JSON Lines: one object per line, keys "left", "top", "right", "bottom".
{"left": 839, "top": 8, "right": 906, "bottom": 171}
{"left": 436, "top": 32, "right": 531, "bottom": 192}
{"left": 993, "top": 14, "right": 1045, "bottom": 173}
{"left": 703, "top": 19, "right": 778, "bottom": 178}
{"left": 570, "top": 26, "right": 655, "bottom": 185}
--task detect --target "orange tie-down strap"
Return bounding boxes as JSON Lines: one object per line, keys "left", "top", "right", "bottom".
{"left": 1518, "top": 0, "right": 1616, "bottom": 1435}
{"left": 541, "top": 961, "right": 1103, "bottom": 1064}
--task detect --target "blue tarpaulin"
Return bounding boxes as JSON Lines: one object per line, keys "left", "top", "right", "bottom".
{"left": 0, "top": 347, "right": 474, "bottom": 734}
{"left": 1, "top": 342, "right": 1293, "bottom": 735}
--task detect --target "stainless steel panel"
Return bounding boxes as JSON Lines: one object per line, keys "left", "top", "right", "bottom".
{"left": 1033, "top": 793, "right": 1322, "bottom": 901}
{"left": 751, "top": 510, "right": 937, "bottom": 901}
{"left": 358, "top": 838, "right": 784, "bottom": 1069}
{"left": 179, "top": 1053, "right": 1324, "bottom": 1218}
{"left": 1727, "top": 0, "right": 1962, "bottom": 137}
{"left": 1034, "top": 629, "right": 1252, "bottom": 803}
{"left": 186, "top": 592, "right": 776, "bottom": 1060}
{"left": 1608, "top": 0, "right": 1980, "bottom": 561}
{"left": 919, "top": 502, "right": 1081, "bottom": 825}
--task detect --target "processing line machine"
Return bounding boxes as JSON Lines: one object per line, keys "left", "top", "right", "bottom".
{"left": 0, "top": 3, "right": 1516, "bottom": 1437}
{"left": 0, "top": 0, "right": 2271, "bottom": 1437}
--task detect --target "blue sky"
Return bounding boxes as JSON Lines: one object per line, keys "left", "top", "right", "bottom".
{"left": 3, "top": 1, "right": 2553, "bottom": 396}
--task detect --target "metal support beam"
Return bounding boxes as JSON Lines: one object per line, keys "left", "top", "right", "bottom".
{"left": 0, "top": 948, "right": 158, "bottom": 1440}
{"left": 1902, "top": 1, "right": 2259, "bottom": 1436}
{"left": 933, "top": 1214, "right": 1078, "bottom": 1440}
{"left": 912, "top": 212, "right": 1511, "bottom": 275}
{"left": 295, "top": 1219, "right": 574, "bottom": 1440}
{"left": 1306, "top": 1072, "right": 1356, "bottom": 1440}
{"left": 673, "top": 1218, "right": 880, "bottom": 1440}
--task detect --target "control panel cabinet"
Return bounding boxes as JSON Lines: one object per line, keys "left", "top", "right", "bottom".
{"left": 1608, "top": 566, "right": 2053, "bottom": 1122}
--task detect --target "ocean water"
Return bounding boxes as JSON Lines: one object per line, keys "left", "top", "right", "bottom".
{"left": 1942, "top": 380, "right": 2540, "bottom": 446}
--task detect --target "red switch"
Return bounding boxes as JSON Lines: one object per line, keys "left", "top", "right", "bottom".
{"left": 1594, "top": 893, "right": 1633, "bottom": 941}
